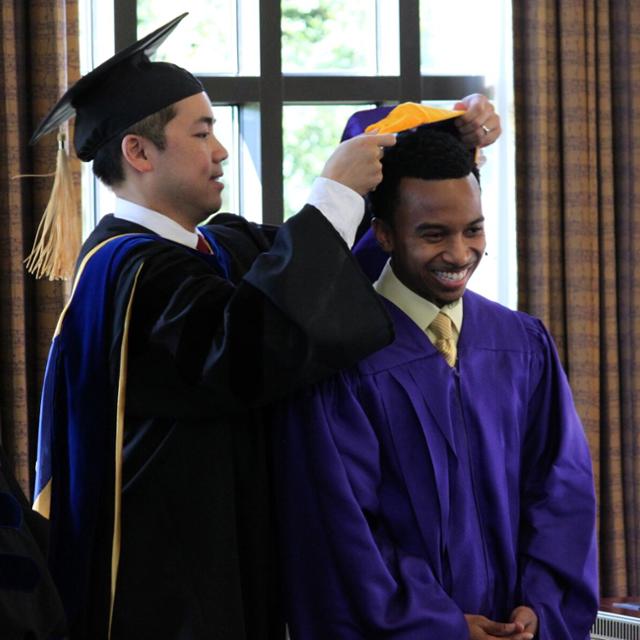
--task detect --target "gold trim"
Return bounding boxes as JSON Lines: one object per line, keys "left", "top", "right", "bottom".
{"left": 33, "top": 479, "right": 52, "bottom": 519}
{"left": 36, "top": 231, "right": 149, "bottom": 637}
{"left": 108, "top": 262, "right": 144, "bottom": 638}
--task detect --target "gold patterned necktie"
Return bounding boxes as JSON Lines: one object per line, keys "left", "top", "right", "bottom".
{"left": 429, "top": 312, "right": 457, "bottom": 367}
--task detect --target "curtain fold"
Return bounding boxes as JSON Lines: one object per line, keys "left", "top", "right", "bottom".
{"left": 0, "top": 1, "right": 80, "bottom": 496}
{"left": 514, "top": 0, "right": 640, "bottom": 596}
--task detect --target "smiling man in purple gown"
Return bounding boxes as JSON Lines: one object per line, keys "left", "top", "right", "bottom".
{"left": 274, "top": 116, "right": 598, "bottom": 640}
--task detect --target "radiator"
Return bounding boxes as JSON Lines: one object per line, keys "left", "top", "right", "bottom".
{"left": 592, "top": 611, "right": 640, "bottom": 640}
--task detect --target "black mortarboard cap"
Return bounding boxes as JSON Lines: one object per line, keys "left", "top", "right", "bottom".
{"left": 30, "top": 12, "right": 203, "bottom": 161}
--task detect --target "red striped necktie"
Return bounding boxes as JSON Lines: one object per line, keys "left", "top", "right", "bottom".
{"left": 196, "top": 234, "right": 213, "bottom": 255}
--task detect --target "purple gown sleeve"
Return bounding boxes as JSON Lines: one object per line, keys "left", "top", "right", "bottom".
{"left": 517, "top": 319, "right": 599, "bottom": 639}
{"left": 274, "top": 372, "right": 470, "bottom": 639}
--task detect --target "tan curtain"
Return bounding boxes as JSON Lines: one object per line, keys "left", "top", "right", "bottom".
{"left": 0, "top": 1, "right": 80, "bottom": 495}
{"left": 513, "top": 1, "right": 640, "bottom": 596}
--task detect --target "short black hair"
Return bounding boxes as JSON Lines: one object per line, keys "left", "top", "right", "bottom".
{"left": 92, "top": 104, "right": 177, "bottom": 187}
{"left": 369, "top": 126, "right": 480, "bottom": 226}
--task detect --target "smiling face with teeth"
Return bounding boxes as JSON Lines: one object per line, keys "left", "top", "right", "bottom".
{"left": 373, "top": 174, "right": 485, "bottom": 307}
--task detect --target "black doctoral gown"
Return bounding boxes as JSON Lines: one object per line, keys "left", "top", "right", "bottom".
{"left": 35, "top": 206, "right": 393, "bottom": 639}
{"left": 0, "top": 447, "right": 66, "bottom": 639}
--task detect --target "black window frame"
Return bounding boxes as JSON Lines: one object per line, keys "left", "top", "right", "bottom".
{"left": 114, "top": 0, "right": 487, "bottom": 224}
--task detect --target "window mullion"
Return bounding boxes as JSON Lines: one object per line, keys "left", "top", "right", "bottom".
{"left": 113, "top": 0, "right": 137, "bottom": 50}
{"left": 399, "top": 0, "right": 421, "bottom": 101}
{"left": 259, "top": 0, "right": 284, "bottom": 225}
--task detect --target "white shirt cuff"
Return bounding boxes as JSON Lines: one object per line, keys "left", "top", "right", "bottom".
{"left": 306, "top": 177, "right": 364, "bottom": 248}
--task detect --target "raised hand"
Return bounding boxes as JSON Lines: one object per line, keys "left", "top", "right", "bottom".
{"left": 321, "top": 132, "right": 396, "bottom": 196}
{"left": 454, "top": 93, "right": 502, "bottom": 148}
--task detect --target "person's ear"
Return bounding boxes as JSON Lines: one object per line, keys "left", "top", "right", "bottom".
{"left": 372, "top": 217, "right": 394, "bottom": 253}
{"left": 121, "top": 134, "right": 153, "bottom": 174}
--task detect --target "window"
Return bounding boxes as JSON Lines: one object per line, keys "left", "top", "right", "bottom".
{"left": 80, "top": 0, "right": 515, "bottom": 306}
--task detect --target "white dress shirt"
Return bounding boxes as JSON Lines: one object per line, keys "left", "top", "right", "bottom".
{"left": 113, "top": 177, "right": 364, "bottom": 250}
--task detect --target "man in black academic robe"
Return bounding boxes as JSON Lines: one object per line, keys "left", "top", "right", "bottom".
{"left": 30, "top": 14, "right": 395, "bottom": 640}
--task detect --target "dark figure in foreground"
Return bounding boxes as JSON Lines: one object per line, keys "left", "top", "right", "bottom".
{"left": 0, "top": 446, "right": 65, "bottom": 639}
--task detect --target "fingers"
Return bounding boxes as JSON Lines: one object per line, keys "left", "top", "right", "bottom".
{"left": 488, "top": 623, "right": 520, "bottom": 637}
{"left": 465, "top": 614, "right": 521, "bottom": 639}
{"left": 510, "top": 605, "right": 538, "bottom": 638}
{"left": 453, "top": 93, "right": 502, "bottom": 148}
{"left": 320, "top": 133, "right": 395, "bottom": 196}
{"left": 455, "top": 113, "right": 501, "bottom": 147}
{"left": 456, "top": 113, "right": 501, "bottom": 147}
{"left": 363, "top": 132, "right": 397, "bottom": 148}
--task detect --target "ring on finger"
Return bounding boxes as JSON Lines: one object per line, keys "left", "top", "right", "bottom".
{"left": 481, "top": 124, "right": 491, "bottom": 135}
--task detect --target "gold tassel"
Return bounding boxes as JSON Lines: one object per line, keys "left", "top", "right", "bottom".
{"left": 24, "top": 131, "right": 81, "bottom": 280}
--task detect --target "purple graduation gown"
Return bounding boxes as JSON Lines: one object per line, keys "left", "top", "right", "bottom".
{"left": 274, "top": 291, "right": 598, "bottom": 639}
